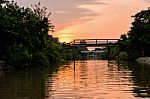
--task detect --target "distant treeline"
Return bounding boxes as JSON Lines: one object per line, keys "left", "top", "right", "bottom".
{"left": 0, "top": 1, "right": 85, "bottom": 69}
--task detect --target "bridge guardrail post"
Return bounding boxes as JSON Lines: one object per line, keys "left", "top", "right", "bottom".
{"left": 96, "top": 39, "right": 97, "bottom": 45}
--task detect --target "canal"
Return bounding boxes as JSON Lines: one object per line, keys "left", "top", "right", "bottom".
{"left": 0, "top": 60, "right": 150, "bottom": 99}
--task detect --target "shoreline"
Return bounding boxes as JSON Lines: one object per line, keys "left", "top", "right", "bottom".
{"left": 136, "top": 57, "right": 150, "bottom": 65}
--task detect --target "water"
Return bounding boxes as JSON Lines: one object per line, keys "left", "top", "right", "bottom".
{"left": 0, "top": 60, "right": 150, "bottom": 99}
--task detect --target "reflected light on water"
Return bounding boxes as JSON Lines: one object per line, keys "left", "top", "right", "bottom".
{"left": 0, "top": 60, "right": 150, "bottom": 98}
{"left": 45, "top": 60, "right": 137, "bottom": 99}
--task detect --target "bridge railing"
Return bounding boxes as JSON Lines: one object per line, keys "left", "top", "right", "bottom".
{"left": 70, "top": 39, "right": 119, "bottom": 45}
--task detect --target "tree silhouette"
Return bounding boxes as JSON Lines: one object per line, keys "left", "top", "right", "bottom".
{"left": 120, "top": 8, "right": 150, "bottom": 59}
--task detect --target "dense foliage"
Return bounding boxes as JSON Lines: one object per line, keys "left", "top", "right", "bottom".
{"left": 0, "top": 1, "right": 84, "bottom": 69}
{"left": 119, "top": 8, "right": 150, "bottom": 60}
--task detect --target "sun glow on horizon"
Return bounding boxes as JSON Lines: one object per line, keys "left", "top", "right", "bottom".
{"left": 59, "top": 37, "right": 73, "bottom": 43}
{"left": 56, "top": 33, "right": 74, "bottom": 43}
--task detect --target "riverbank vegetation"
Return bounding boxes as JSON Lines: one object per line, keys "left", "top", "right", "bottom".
{"left": 119, "top": 7, "right": 150, "bottom": 60}
{"left": 102, "top": 7, "right": 150, "bottom": 61}
{"left": 0, "top": 1, "right": 84, "bottom": 69}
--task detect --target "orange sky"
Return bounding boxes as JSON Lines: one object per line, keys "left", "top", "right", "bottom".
{"left": 15, "top": 0, "right": 150, "bottom": 42}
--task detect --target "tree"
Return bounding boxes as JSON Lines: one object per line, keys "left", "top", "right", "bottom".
{"left": 121, "top": 8, "right": 150, "bottom": 59}
{"left": 0, "top": 1, "right": 85, "bottom": 69}
{"left": 0, "top": 1, "right": 54, "bottom": 67}
{"left": 120, "top": 34, "right": 127, "bottom": 41}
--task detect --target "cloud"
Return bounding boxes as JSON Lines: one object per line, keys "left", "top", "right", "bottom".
{"left": 15, "top": 0, "right": 106, "bottom": 31}
{"left": 144, "top": 0, "right": 150, "bottom": 2}
{"left": 46, "top": 0, "right": 106, "bottom": 31}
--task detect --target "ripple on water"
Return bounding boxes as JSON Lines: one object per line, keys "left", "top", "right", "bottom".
{"left": 45, "top": 60, "right": 150, "bottom": 99}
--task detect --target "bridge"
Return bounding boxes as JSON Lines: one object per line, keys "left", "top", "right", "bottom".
{"left": 70, "top": 39, "right": 120, "bottom": 59}
{"left": 71, "top": 39, "right": 120, "bottom": 47}
{"left": 80, "top": 50, "right": 106, "bottom": 54}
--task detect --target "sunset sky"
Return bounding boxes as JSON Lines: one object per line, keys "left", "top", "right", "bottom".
{"left": 15, "top": 0, "right": 150, "bottom": 42}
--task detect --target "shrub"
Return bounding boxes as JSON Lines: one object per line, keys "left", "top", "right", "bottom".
{"left": 119, "top": 52, "right": 128, "bottom": 60}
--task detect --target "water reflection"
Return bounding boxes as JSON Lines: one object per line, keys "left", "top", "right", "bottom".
{"left": 120, "top": 61, "right": 150, "bottom": 98}
{"left": 0, "top": 60, "right": 150, "bottom": 99}
{"left": 0, "top": 66, "right": 59, "bottom": 99}
{"left": 46, "top": 60, "right": 150, "bottom": 99}
{"left": 0, "top": 68, "right": 45, "bottom": 99}
{"left": 45, "top": 60, "right": 127, "bottom": 99}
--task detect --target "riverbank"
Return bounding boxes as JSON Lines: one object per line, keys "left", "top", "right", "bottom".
{"left": 136, "top": 57, "right": 150, "bottom": 65}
